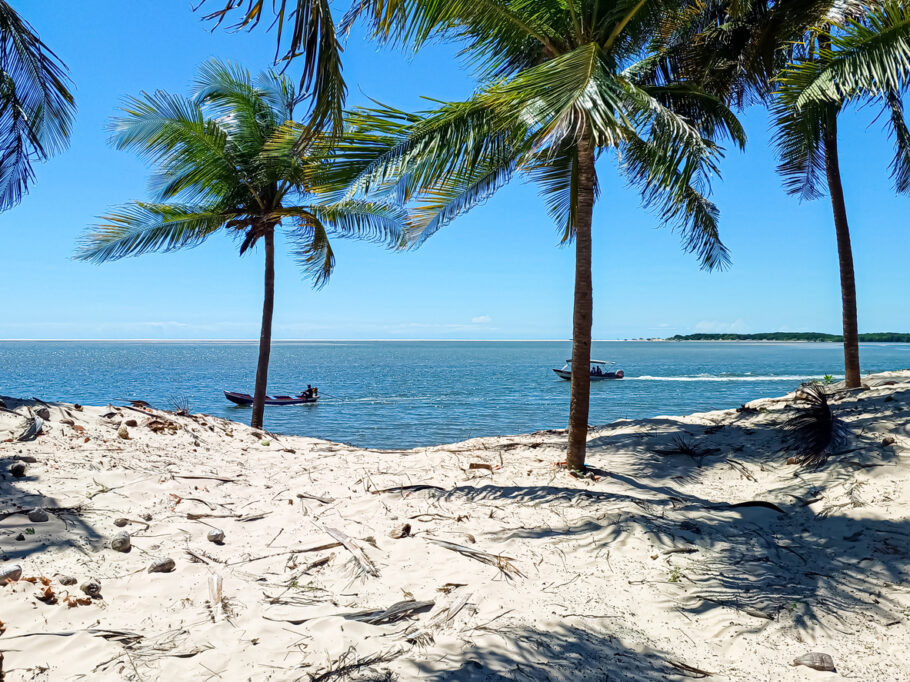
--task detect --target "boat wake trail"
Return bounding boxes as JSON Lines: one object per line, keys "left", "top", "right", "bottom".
{"left": 626, "top": 374, "right": 840, "bottom": 382}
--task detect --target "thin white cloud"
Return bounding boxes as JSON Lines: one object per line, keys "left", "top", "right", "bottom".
{"left": 471, "top": 315, "right": 492, "bottom": 324}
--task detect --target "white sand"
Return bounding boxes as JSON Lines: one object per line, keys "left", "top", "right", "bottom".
{"left": 1, "top": 372, "right": 909, "bottom": 681}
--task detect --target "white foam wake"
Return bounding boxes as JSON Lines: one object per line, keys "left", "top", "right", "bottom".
{"left": 626, "top": 374, "right": 841, "bottom": 382}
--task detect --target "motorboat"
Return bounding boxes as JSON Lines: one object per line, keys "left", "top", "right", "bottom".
{"left": 553, "top": 360, "right": 624, "bottom": 381}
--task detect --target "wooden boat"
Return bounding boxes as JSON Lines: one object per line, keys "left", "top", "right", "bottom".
{"left": 224, "top": 391, "right": 318, "bottom": 406}
{"left": 553, "top": 360, "right": 624, "bottom": 381}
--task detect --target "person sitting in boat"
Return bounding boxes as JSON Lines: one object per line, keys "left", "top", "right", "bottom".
{"left": 591, "top": 365, "right": 601, "bottom": 376}
{"left": 301, "top": 385, "right": 313, "bottom": 399}
{"left": 312, "top": 386, "right": 318, "bottom": 398}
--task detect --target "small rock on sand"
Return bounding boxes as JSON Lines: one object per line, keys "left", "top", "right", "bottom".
{"left": 27, "top": 508, "right": 49, "bottom": 523}
{"left": 117, "top": 424, "right": 130, "bottom": 440}
{"left": 791, "top": 652, "right": 835, "bottom": 672}
{"left": 125, "top": 419, "right": 138, "bottom": 427}
{"left": 389, "top": 523, "right": 411, "bottom": 539}
{"left": 206, "top": 528, "right": 225, "bottom": 544}
{"left": 113, "top": 517, "right": 129, "bottom": 527}
{"left": 9, "top": 460, "right": 27, "bottom": 477}
{"left": 0, "top": 564, "right": 23, "bottom": 583}
{"left": 15, "top": 533, "right": 25, "bottom": 541}
{"left": 80, "top": 580, "right": 101, "bottom": 597}
{"left": 58, "top": 575, "right": 77, "bottom": 586}
{"left": 111, "top": 532, "right": 131, "bottom": 552}
{"left": 883, "top": 436, "right": 896, "bottom": 446}
{"left": 35, "top": 407, "right": 51, "bottom": 421}
{"left": 148, "top": 557, "right": 175, "bottom": 573}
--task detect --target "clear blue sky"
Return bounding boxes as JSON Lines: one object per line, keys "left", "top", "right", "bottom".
{"left": 0, "top": 1, "right": 906, "bottom": 340}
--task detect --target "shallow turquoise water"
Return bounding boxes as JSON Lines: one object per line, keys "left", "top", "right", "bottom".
{"left": 1, "top": 341, "right": 907, "bottom": 448}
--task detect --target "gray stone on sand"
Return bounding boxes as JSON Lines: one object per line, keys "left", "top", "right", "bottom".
{"left": 0, "top": 563, "right": 22, "bottom": 583}
{"left": 80, "top": 580, "right": 101, "bottom": 597}
{"left": 206, "top": 528, "right": 225, "bottom": 544}
{"left": 35, "top": 407, "right": 51, "bottom": 421}
{"left": 111, "top": 532, "right": 131, "bottom": 552}
{"left": 113, "top": 517, "right": 129, "bottom": 527}
{"left": 9, "top": 460, "right": 26, "bottom": 477}
{"left": 58, "top": 575, "right": 77, "bottom": 586}
{"left": 148, "top": 557, "right": 175, "bottom": 573}
{"left": 27, "top": 508, "right": 49, "bottom": 523}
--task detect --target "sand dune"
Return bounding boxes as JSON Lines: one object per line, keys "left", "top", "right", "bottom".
{"left": 1, "top": 372, "right": 909, "bottom": 680}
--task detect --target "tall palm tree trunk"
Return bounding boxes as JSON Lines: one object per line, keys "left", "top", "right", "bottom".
{"left": 251, "top": 227, "right": 276, "bottom": 429}
{"left": 822, "top": 118, "right": 861, "bottom": 388}
{"left": 566, "top": 133, "right": 596, "bottom": 471}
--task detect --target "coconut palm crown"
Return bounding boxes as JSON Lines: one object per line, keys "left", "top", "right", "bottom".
{"left": 78, "top": 59, "right": 405, "bottom": 428}
{"left": 292, "top": 0, "right": 746, "bottom": 469}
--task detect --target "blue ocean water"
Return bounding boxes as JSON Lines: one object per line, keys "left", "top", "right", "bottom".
{"left": 1, "top": 341, "right": 907, "bottom": 448}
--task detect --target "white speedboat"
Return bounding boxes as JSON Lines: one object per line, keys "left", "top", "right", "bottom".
{"left": 553, "top": 360, "right": 624, "bottom": 381}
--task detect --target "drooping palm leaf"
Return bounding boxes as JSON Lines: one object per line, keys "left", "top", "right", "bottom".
{"left": 0, "top": 1, "right": 75, "bottom": 210}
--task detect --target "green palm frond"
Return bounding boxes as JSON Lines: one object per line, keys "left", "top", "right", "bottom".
{"left": 287, "top": 212, "right": 336, "bottom": 288}
{"left": 885, "top": 89, "right": 910, "bottom": 193}
{"left": 78, "top": 202, "right": 232, "bottom": 262}
{"left": 523, "top": 143, "right": 599, "bottom": 243}
{"left": 778, "top": 4, "right": 910, "bottom": 109}
{"left": 197, "top": 0, "right": 345, "bottom": 135}
{"left": 771, "top": 96, "right": 833, "bottom": 200}
{"left": 0, "top": 0, "right": 75, "bottom": 210}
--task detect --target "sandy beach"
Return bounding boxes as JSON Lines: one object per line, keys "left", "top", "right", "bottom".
{"left": 1, "top": 372, "right": 909, "bottom": 681}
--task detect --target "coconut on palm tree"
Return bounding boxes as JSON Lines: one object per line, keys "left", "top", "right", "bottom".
{"left": 78, "top": 59, "right": 404, "bottom": 428}
{"left": 0, "top": 0, "right": 75, "bottom": 210}
{"left": 308, "top": 0, "right": 743, "bottom": 469}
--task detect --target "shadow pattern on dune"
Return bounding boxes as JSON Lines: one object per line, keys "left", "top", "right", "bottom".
{"left": 1, "top": 398, "right": 105, "bottom": 563}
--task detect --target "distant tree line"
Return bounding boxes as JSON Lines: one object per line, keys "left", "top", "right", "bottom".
{"left": 667, "top": 333, "right": 910, "bottom": 342}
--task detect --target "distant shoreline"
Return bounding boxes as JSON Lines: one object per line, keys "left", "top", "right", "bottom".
{"left": 664, "top": 332, "right": 910, "bottom": 343}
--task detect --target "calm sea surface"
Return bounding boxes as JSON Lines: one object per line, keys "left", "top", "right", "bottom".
{"left": 1, "top": 341, "right": 907, "bottom": 448}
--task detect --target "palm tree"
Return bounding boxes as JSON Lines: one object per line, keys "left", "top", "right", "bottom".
{"left": 660, "top": 1, "right": 909, "bottom": 389}
{"left": 0, "top": 1, "right": 75, "bottom": 210}
{"left": 772, "top": 4, "right": 910, "bottom": 388}
{"left": 77, "top": 60, "right": 404, "bottom": 429}
{"left": 315, "top": 0, "right": 744, "bottom": 470}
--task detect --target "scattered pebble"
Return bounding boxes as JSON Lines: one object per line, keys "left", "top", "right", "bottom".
{"left": 207, "top": 528, "right": 225, "bottom": 544}
{"left": 80, "top": 580, "right": 101, "bottom": 597}
{"left": 125, "top": 419, "right": 138, "bottom": 427}
{"left": 117, "top": 424, "right": 130, "bottom": 440}
{"left": 111, "top": 532, "right": 131, "bottom": 552}
{"left": 141, "top": 513, "right": 152, "bottom": 522}
{"left": 0, "top": 563, "right": 22, "bottom": 583}
{"left": 18, "top": 455, "right": 38, "bottom": 463}
{"left": 148, "top": 557, "right": 176, "bottom": 573}
{"left": 883, "top": 436, "right": 896, "bottom": 446}
{"left": 113, "top": 517, "right": 129, "bottom": 527}
{"left": 27, "top": 508, "right": 49, "bottom": 523}
{"left": 791, "top": 652, "right": 835, "bottom": 672}
{"left": 15, "top": 533, "right": 25, "bottom": 541}
{"left": 35, "top": 407, "right": 51, "bottom": 421}
{"left": 389, "top": 523, "right": 411, "bottom": 539}
{"left": 9, "top": 460, "right": 27, "bottom": 478}
{"left": 58, "top": 575, "right": 77, "bottom": 586}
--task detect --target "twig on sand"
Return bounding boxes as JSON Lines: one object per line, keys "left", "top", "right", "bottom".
{"left": 174, "top": 474, "right": 237, "bottom": 483}
{"left": 296, "top": 492, "right": 335, "bottom": 504}
{"left": 227, "top": 542, "right": 342, "bottom": 566}
{"left": 371, "top": 484, "right": 445, "bottom": 496}
{"left": 667, "top": 659, "right": 715, "bottom": 678}
{"left": 424, "top": 536, "right": 524, "bottom": 579}
{"left": 318, "top": 524, "right": 380, "bottom": 577}
{"left": 307, "top": 647, "right": 399, "bottom": 682}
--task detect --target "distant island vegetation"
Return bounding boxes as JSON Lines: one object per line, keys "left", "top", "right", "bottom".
{"left": 666, "top": 332, "right": 910, "bottom": 342}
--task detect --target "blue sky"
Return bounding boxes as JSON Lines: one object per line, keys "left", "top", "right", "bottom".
{"left": 0, "top": 1, "right": 906, "bottom": 340}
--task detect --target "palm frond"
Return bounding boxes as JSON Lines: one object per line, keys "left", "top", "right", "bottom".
{"left": 196, "top": 0, "right": 345, "bottom": 135}
{"left": 0, "top": 1, "right": 75, "bottom": 210}
{"left": 885, "top": 89, "right": 910, "bottom": 194}
{"left": 78, "top": 202, "right": 231, "bottom": 262}
{"left": 287, "top": 212, "right": 335, "bottom": 287}
{"left": 770, "top": 96, "right": 832, "bottom": 200}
